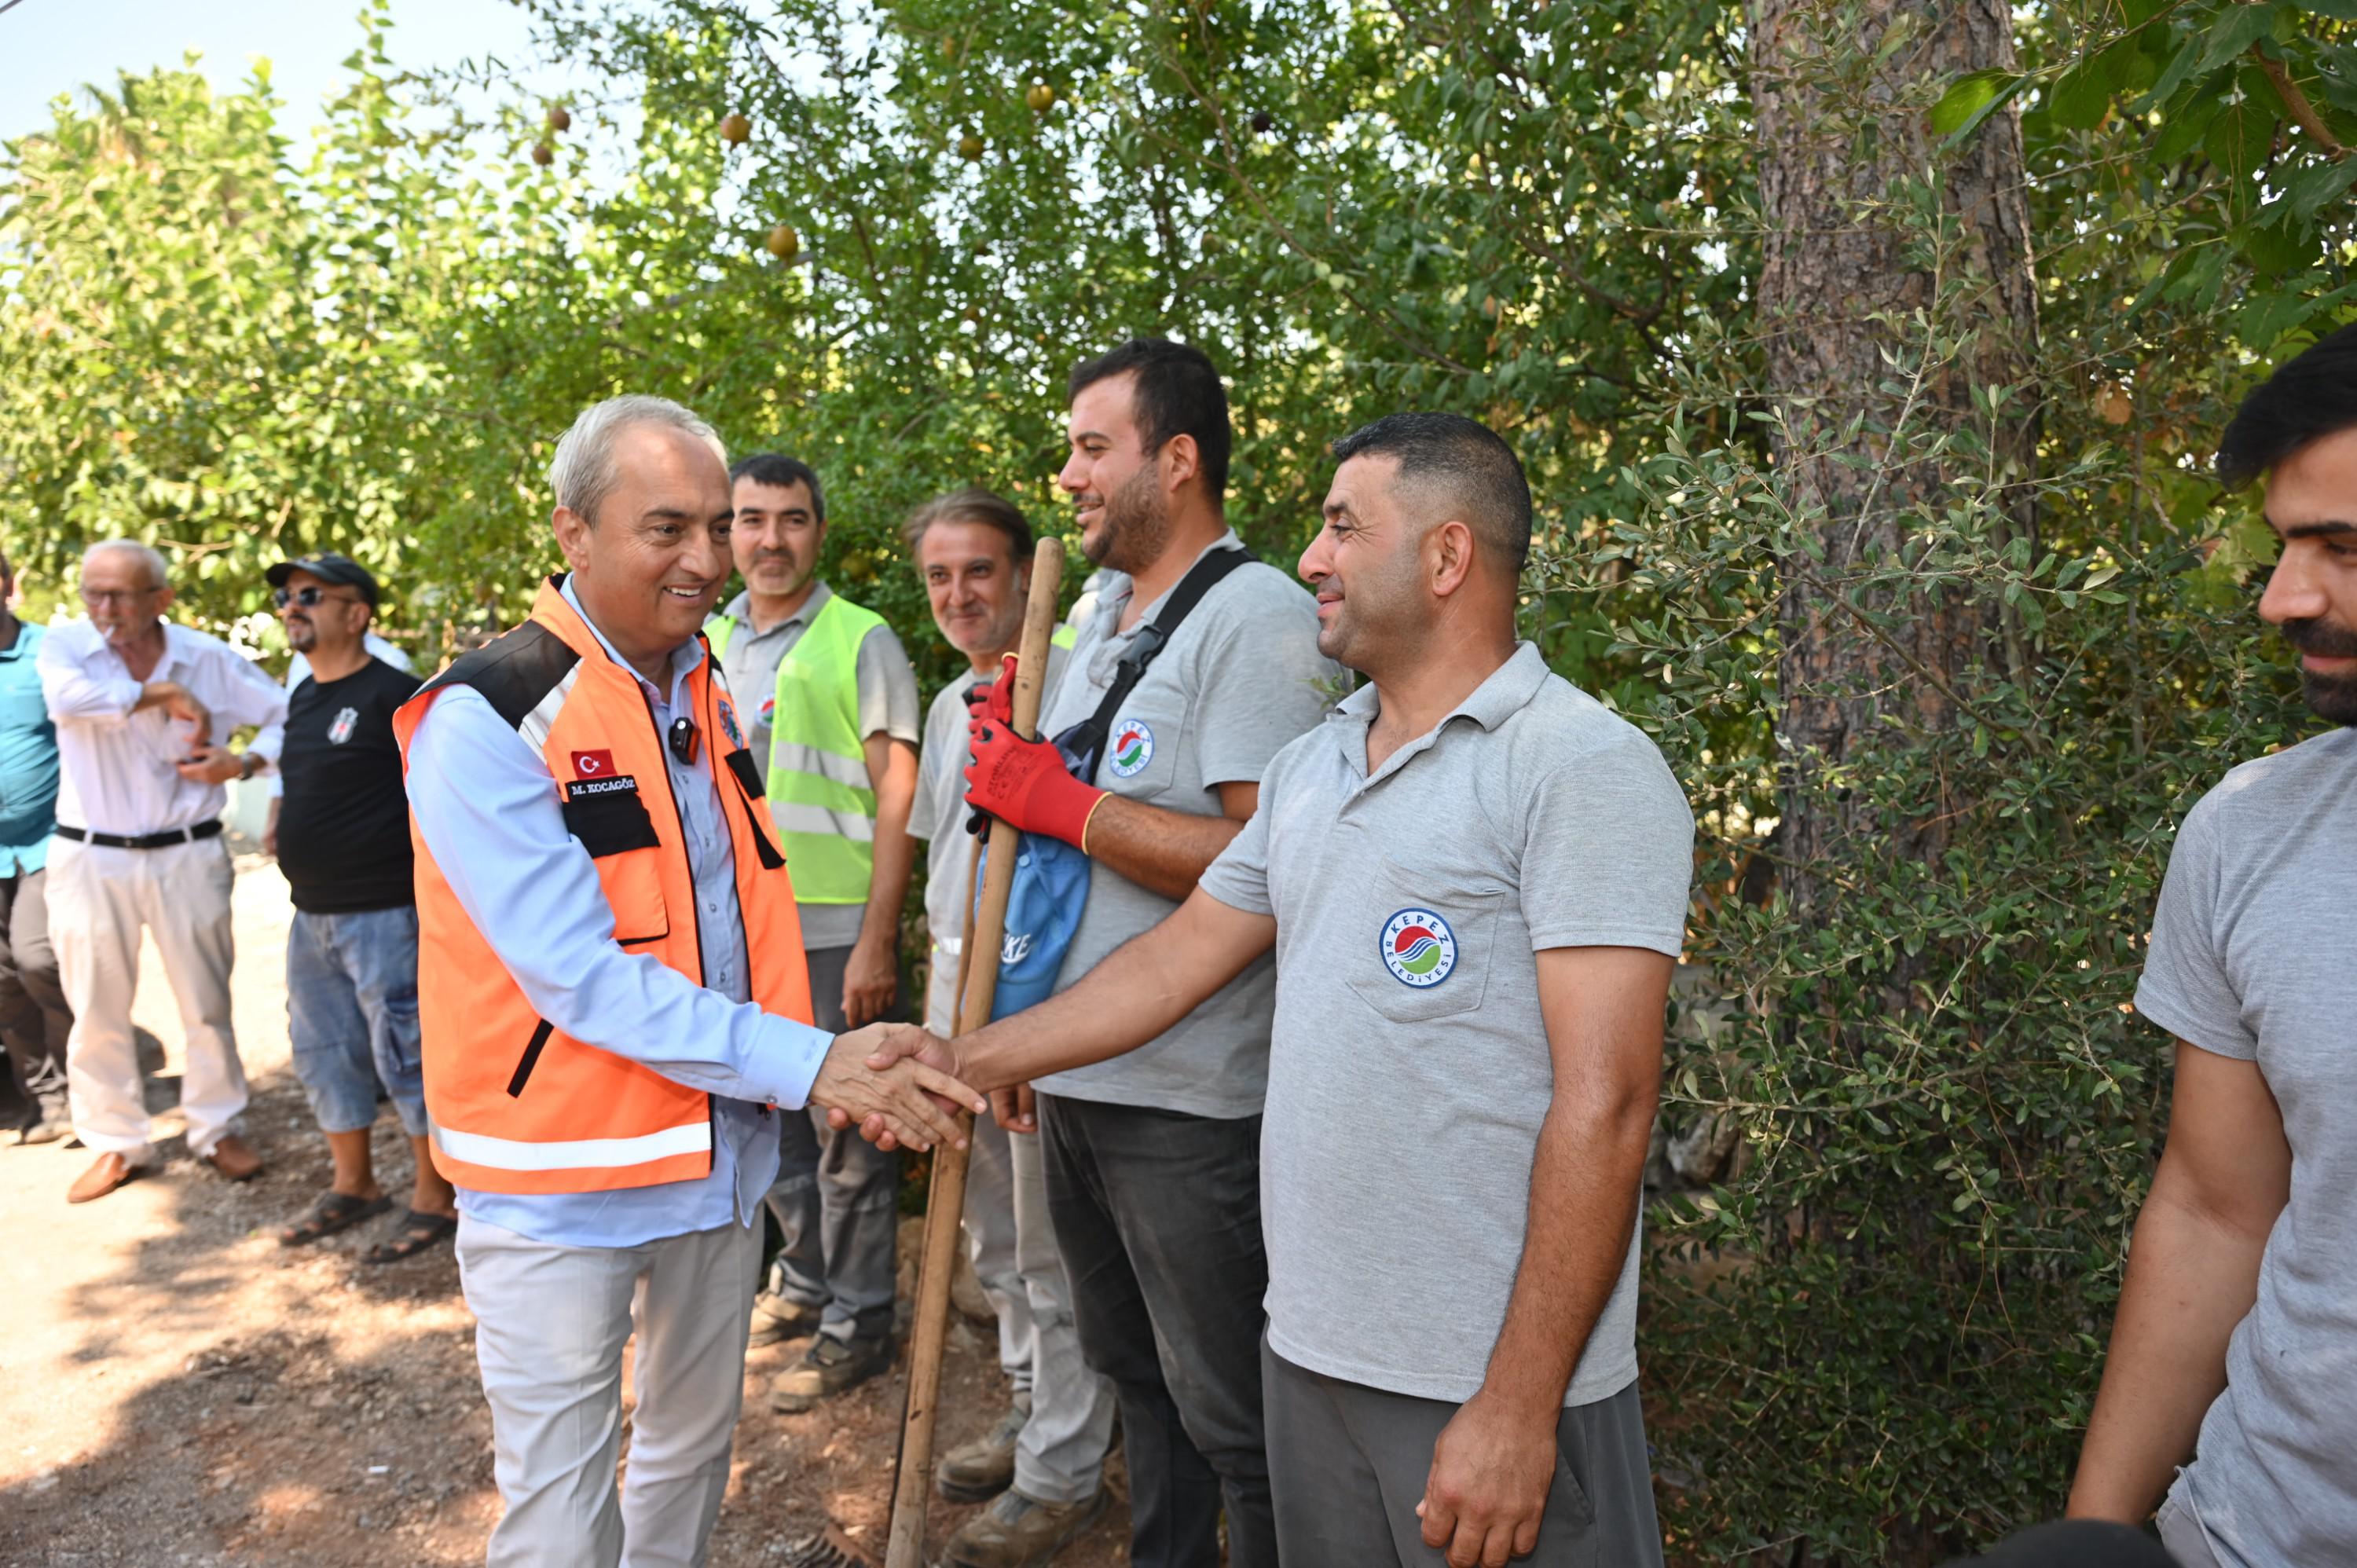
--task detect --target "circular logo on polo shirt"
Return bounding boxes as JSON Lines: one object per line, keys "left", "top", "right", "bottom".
{"left": 1380, "top": 908, "right": 1458, "bottom": 988}
{"left": 1107, "top": 718, "right": 1155, "bottom": 779}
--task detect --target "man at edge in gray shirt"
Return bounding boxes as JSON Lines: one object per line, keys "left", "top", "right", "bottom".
{"left": 864, "top": 412, "right": 1692, "bottom": 1568}
{"left": 2069, "top": 325, "right": 2357, "bottom": 1566}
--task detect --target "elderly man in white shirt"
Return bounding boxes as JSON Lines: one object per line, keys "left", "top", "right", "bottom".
{"left": 40, "top": 539, "right": 288, "bottom": 1204}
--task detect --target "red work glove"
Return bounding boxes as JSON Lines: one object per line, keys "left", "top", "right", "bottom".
{"left": 964, "top": 654, "right": 1106, "bottom": 849}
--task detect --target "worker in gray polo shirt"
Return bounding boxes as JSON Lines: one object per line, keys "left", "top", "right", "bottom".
{"left": 870, "top": 412, "right": 1692, "bottom": 1567}
{"left": 955, "top": 339, "right": 1340, "bottom": 1568}
{"left": 706, "top": 450, "right": 923, "bottom": 1411}
{"left": 2068, "top": 326, "right": 2357, "bottom": 1565}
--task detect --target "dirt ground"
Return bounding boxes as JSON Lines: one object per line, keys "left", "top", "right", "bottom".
{"left": 0, "top": 854, "right": 1131, "bottom": 1566}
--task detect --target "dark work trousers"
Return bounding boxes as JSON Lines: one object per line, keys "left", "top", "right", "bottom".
{"left": 1262, "top": 1342, "right": 1664, "bottom": 1568}
{"left": 0, "top": 868, "right": 71, "bottom": 1123}
{"left": 766, "top": 943, "right": 903, "bottom": 1340}
{"left": 1038, "top": 1092, "right": 1276, "bottom": 1568}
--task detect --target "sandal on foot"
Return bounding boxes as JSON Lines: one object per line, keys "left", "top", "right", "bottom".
{"left": 363, "top": 1208, "right": 456, "bottom": 1265}
{"left": 279, "top": 1191, "right": 392, "bottom": 1247}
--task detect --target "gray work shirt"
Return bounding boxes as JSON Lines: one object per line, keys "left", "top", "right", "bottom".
{"left": 909, "top": 644, "right": 1072, "bottom": 1033}
{"left": 2134, "top": 726, "right": 2357, "bottom": 1567}
{"left": 1199, "top": 643, "right": 1694, "bottom": 1405}
{"left": 712, "top": 583, "right": 921, "bottom": 950}
{"left": 1032, "top": 530, "right": 1342, "bottom": 1119}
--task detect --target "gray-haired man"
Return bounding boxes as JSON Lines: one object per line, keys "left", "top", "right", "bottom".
{"left": 42, "top": 540, "right": 288, "bottom": 1203}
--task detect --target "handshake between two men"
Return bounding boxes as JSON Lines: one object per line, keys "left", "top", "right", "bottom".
{"left": 823, "top": 888, "right": 1281, "bottom": 1150}
{"left": 823, "top": 1023, "right": 1021, "bottom": 1149}
{"left": 809, "top": 1024, "right": 993, "bottom": 1152}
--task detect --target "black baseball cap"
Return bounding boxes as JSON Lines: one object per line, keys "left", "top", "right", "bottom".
{"left": 266, "top": 551, "right": 379, "bottom": 606}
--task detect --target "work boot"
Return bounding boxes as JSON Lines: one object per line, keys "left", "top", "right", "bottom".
{"left": 767, "top": 1329, "right": 892, "bottom": 1412}
{"left": 936, "top": 1396, "right": 1031, "bottom": 1502}
{"left": 940, "top": 1488, "right": 1108, "bottom": 1568}
{"left": 747, "top": 1290, "right": 824, "bottom": 1347}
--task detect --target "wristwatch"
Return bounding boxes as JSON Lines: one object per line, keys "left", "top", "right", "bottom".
{"left": 236, "top": 752, "right": 262, "bottom": 782}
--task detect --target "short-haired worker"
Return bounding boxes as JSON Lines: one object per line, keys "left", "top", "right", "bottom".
{"left": 902, "top": 489, "right": 1116, "bottom": 1568}
{"left": 2069, "top": 326, "right": 2357, "bottom": 1563}
{"left": 930, "top": 339, "right": 1342, "bottom": 1568}
{"left": 706, "top": 451, "right": 924, "bottom": 1412}
{"left": 395, "top": 395, "right": 981, "bottom": 1567}
{"left": 864, "top": 413, "right": 1693, "bottom": 1568}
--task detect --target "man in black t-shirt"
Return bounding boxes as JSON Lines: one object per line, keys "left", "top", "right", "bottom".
{"left": 264, "top": 553, "right": 456, "bottom": 1264}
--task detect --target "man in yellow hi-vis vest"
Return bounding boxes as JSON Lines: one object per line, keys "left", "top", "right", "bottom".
{"left": 706, "top": 452, "right": 922, "bottom": 1412}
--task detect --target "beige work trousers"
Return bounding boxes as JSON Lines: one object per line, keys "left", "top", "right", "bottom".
{"left": 49, "top": 833, "right": 245, "bottom": 1160}
{"left": 456, "top": 1213, "right": 764, "bottom": 1568}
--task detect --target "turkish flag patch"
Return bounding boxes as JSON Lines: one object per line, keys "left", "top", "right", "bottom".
{"left": 571, "top": 749, "right": 618, "bottom": 779}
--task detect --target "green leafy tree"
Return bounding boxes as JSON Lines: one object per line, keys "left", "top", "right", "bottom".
{"left": 2, "top": 0, "right": 2346, "bottom": 1556}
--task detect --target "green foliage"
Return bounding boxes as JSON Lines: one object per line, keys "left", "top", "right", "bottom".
{"left": 1630, "top": 3, "right": 2349, "bottom": 1555}
{"left": 1, "top": 0, "right": 2348, "bottom": 1558}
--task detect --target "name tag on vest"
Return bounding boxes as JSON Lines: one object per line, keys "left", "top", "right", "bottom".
{"left": 562, "top": 776, "right": 660, "bottom": 858}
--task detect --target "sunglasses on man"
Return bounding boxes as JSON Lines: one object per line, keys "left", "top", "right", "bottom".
{"left": 273, "top": 584, "right": 359, "bottom": 609}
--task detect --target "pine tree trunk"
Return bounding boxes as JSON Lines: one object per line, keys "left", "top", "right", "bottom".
{"left": 1750, "top": 0, "right": 2040, "bottom": 908}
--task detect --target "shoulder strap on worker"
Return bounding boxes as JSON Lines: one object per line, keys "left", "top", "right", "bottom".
{"left": 1058, "top": 545, "right": 1255, "bottom": 784}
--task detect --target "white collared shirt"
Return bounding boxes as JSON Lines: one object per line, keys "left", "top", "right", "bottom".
{"left": 38, "top": 617, "right": 288, "bottom": 837}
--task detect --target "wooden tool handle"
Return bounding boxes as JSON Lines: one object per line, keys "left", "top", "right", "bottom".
{"left": 884, "top": 537, "right": 1065, "bottom": 1568}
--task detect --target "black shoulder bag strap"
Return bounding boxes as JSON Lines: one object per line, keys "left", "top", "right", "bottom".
{"left": 1057, "top": 545, "right": 1256, "bottom": 784}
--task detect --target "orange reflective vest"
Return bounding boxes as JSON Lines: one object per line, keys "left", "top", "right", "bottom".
{"left": 392, "top": 578, "right": 814, "bottom": 1196}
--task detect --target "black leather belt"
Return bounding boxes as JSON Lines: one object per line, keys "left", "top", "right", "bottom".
{"left": 56, "top": 820, "right": 225, "bottom": 851}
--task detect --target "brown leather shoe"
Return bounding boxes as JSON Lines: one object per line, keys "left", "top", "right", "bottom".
{"left": 67, "top": 1151, "right": 143, "bottom": 1204}
{"left": 204, "top": 1134, "right": 263, "bottom": 1182}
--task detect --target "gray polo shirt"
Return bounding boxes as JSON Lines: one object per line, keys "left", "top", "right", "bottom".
{"left": 2133, "top": 727, "right": 2357, "bottom": 1567}
{"left": 1199, "top": 643, "right": 1693, "bottom": 1405}
{"left": 712, "top": 582, "right": 921, "bottom": 949}
{"left": 1032, "top": 530, "right": 1342, "bottom": 1119}
{"left": 909, "top": 645, "right": 1072, "bottom": 1032}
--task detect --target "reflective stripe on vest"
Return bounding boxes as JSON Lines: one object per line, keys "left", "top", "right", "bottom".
{"left": 431, "top": 1118, "right": 713, "bottom": 1174}
{"left": 707, "top": 593, "right": 886, "bottom": 905}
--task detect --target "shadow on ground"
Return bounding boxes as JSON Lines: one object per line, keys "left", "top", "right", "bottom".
{"left": 0, "top": 1040, "right": 1130, "bottom": 1566}
{"left": 0, "top": 1045, "right": 497, "bottom": 1566}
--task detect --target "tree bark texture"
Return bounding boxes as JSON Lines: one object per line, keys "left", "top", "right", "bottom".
{"left": 1750, "top": 0, "right": 2040, "bottom": 910}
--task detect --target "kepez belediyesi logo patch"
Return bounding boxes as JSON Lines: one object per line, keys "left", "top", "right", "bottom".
{"left": 1107, "top": 718, "right": 1155, "bottom": 779}
{"left": 1380, "top": 907, "right": 1458, "bottom": 988}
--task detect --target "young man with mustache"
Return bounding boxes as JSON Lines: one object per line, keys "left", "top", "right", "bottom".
{"left": 867, "top": 412, "right": 1692, "bottom": 1567}
{"left": 2069, "top": 325, "right": 2357, "bottom": 1564}
{"left": 704, "top": 451, "right": 925, "bottom": 1410}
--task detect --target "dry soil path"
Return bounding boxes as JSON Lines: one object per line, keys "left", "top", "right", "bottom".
{"left": 0, "top": 855, "right": 1130, "bottom": 1566}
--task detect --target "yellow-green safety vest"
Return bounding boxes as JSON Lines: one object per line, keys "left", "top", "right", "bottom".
{"left": 706, "top": 593, "right": 888, "bottom": 906}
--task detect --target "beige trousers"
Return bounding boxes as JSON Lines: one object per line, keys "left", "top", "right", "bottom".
{"left": 49, "top": 833, "right": 244, "bottom": 1160}
{"left": 456, "top": 1213, "right": 764, "bottom": 1568}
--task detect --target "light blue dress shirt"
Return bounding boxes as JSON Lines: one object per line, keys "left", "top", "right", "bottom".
{"left": 405, "top": 577, "right": 832, "bottom": 1248}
